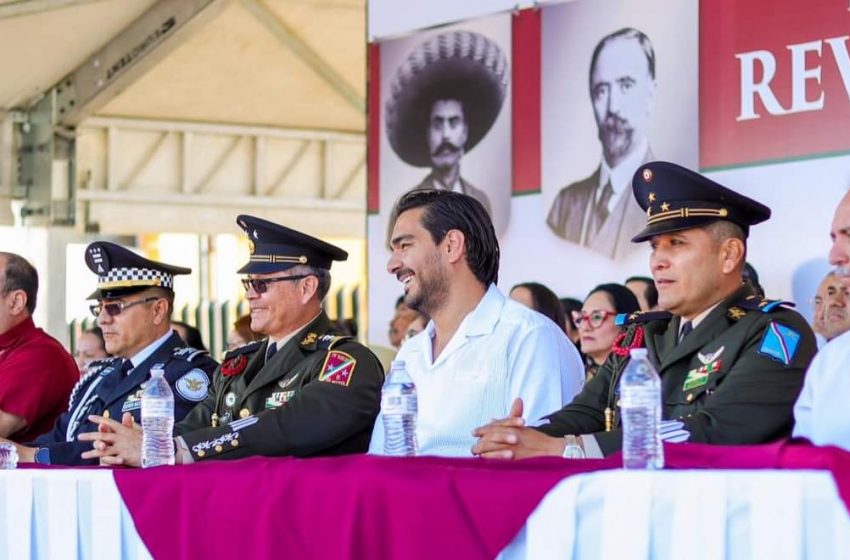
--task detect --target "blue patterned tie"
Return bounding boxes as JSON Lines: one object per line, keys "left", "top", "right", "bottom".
{"left": 120, "top": 359, "right": 133, "bottom": 376}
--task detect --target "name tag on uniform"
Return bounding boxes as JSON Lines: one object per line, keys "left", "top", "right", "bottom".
{"left": 122, "top": 390, "right": 143, "bottom": 413}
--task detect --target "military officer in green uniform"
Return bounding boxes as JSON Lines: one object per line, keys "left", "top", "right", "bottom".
{"left": 81, "top": 215, "right": 384, "bottom": 464}
{"left": 472, "top": 161, "right": 817, "bottom": 459}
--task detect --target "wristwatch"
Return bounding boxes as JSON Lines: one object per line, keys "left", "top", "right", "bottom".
{"left": 34, "top": 447, "right": 51, "bottom": 465}
{"left": 562, "top": 435, "right": 585, "bottom": 459}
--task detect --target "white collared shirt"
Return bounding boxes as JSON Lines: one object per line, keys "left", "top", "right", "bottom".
{"left": 793, "top": 329, "right": 850, "bottom": 451}
{"left": 369, "top": 284, "right": 584, "bottom": 457}
{"left": 126, "top": 330, "right": 175, "bottom": 372}
{"left": 597, "top": 137, "right": 649, "bottom": 215}
{"left": 679, "top": 301, "right": 723, "bottom": 339}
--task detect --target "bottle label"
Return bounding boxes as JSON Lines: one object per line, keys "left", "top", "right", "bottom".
{"left": 381, "top": 393, "right": 417, "bottom": 415}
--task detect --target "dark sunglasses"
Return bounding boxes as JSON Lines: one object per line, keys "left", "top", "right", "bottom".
{"left": 241, "top": 274, "right": 312, "bottom": 294}
{"left": 90, "top": 296, "right": 161, "bottom": 318}
{"left": 571, "top": 309, "right": 614, "bottom": 329}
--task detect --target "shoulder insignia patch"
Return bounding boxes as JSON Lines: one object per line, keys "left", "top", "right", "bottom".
{"left": 758, "top": 322, "right": 801, "bottom": 366}
{"left": 738, "top": 295, "right": 794, "bottom": 313}
{"left": 223, "top": 339, "right": 263, "bottom": 360}
{"left": 172, "top": 346, "right": 208, "bottom": 362}
{"left": 316, "top": 334, "right": 352, "bottom": 351}
{"left": 176, "top": 368, "right": 210, "bottom": 402}
{"left": 318, "top": 350, "right": 357, "bottom": 386}
{"left": 615, "top": 310, "right": 673, "bottom": 327}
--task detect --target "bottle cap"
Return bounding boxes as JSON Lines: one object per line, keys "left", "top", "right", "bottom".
{"left": 629, "top": 348, "right": 648, "bottom": 358}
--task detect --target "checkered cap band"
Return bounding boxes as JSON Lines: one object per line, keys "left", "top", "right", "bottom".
{"left": 98, "top": 267, "right": 173, "bottom": 290}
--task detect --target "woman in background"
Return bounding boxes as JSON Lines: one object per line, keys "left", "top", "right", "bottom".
{"left": 574, "top": 283, "right": 640, "bottom": 382}
{"left": 508, "top": 282, "right": 567, "bottom": 335}
{"left": 74, "top": 326, "right": 109, "bottom": 372}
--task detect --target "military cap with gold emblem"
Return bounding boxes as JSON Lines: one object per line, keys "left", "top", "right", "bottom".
{"left": 85, "top": 241, "right": 191, "bottom": 300}
{"left": 236, "top": 214, "right": 348, "bottom": 274}
{"left": 631, "top": 161, "right": 771, "bottom": 243}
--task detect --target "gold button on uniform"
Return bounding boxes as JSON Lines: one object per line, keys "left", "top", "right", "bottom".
{"left": 239, "top": 408, "right": 250, "bottom": 419}
{"left": 215, "top": 445, "right": 223, "bottom": 453}
{"left": 197, "top": 450, "right": 205, "bottom": 457}
{"left": 686, "top": 393, "right": 694, "bottom": 402}
{"left": 103, "top": 410, "right": 110, "bottom": 420}
{"left": 231, "top": 440, "right": 239, "bottom": 447}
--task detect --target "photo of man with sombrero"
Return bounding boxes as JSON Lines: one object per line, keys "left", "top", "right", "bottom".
{"left": 384, "top": 29, "right": 509, "bottom": 223}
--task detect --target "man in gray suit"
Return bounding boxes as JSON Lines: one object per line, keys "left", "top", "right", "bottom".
{"left": 547, "top": 28, "right": 657, "bottom": 260}
{"left": 385, "top": 30, "right": 509, "bottom": 218}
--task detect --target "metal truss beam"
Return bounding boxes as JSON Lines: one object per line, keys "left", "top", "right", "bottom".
{"left": 52, "top": 0, "right": 231, "bottom": 126}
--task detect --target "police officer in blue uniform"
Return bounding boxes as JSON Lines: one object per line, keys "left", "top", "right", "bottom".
{"left": 10, "top": 242, "right": 218, "bottom": 465}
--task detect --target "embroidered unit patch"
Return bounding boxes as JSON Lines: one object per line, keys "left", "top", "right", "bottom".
{"left": 758, "top": 322, "right": 800, "bottom": 366}
{"left": 318, "top": 351, "right": 357, "bottom": 386}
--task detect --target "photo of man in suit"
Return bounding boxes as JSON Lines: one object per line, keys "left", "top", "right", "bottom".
{"left": 547, "top": 28, "right": 656, "bottom": 260}
{"left": 384, "top": 30, "right": 509, "bottom": 218}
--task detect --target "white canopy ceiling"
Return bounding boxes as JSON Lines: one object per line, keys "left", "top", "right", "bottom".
{"left": 0, "top": 0, "right": 365, "bottom": 131}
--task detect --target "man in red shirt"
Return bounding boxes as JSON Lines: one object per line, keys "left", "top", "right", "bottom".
{"left": 0, "top": 252, "right": 79, "bottom": 442}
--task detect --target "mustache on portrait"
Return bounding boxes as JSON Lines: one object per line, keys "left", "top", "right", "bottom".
{"left": 600, "top": 114, "right": 631, "bottom": 135}
{"left": 431, "top": 141, "right": 461, "bottom": 157}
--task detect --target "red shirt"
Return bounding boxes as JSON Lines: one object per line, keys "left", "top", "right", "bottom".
{"left": 0, "top": 317, "right": 80, "bottom": 442}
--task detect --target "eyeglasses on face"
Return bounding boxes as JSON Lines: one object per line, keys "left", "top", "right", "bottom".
{"left": 572, "top": 309, "right": 615, "bottom": 329}
{"left": 241, "top": 274, "right": 312, "bottom": 294}
{"left": 89, "top": 296, "right": 161, "bottom": 318}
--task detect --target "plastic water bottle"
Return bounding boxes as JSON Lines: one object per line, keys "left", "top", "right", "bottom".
{"left": 381, "top": 360, "right": 418, "bottom": 456}
{"left": 0, "top": 443, "right": 17, "bottom": 469}
{"left": 619, "top": 348, "right": 664, "bottom": 469}
{"left": 141, "top": 365, "right": 175, "bottom": 468}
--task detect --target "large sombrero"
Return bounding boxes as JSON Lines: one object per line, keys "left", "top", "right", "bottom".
{"left": 385, "top": 30, "right": 509, "bottom": 168}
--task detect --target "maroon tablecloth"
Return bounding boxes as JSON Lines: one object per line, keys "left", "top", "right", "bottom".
{"left": 112, "top": 441, "right": 850, "bottom": 560}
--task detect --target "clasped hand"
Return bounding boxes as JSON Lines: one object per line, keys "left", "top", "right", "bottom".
{"left": 78, "top": 413, "right": 143, "bottom": 467}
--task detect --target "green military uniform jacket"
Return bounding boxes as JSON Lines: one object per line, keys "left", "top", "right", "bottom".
{"left": 175, "top": 312, "right": 384, "bottom": 461}
{"left": 537, "top": 285, "right": 817, "bottom": 456}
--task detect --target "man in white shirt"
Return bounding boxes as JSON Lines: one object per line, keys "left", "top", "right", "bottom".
{"left": 370, "top": 189, "right": 584, "bottom": 457}
{"left": 793, "top": 191, "right": 850, "bottom": 450}
{"left": 547, "top": 28, "right": 657, "bottom": 260}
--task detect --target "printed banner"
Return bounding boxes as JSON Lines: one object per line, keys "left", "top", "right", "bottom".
{"left": 701, "top": 0, "right": 850, "bottom": 170}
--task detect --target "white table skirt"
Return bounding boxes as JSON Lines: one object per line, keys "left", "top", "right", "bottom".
{"left": 502, "top": 469, "right": 850, "bottom": 560}
{"left": 0, "top": 469, "right": 150, "bottom": 560}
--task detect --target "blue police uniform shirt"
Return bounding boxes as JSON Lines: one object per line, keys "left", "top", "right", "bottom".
{"left": 30, "top": 330, "right": 218, "bottom": 466}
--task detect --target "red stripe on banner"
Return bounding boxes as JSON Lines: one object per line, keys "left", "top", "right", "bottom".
{"left": 367, "top": 42, "right": 381, "bottom": 214}
{"left": 512, "top": 8, "right": 541, "bottom": 194}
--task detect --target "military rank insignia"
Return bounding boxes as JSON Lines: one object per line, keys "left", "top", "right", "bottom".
{"left": 319, "top": 351, "right": 356, "bottom": 386}
{"left": 758, "top": 322, "right": 800, "bottom": 365}
{"left": 265, "top": 391, "right": 295, "bottom": 408}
